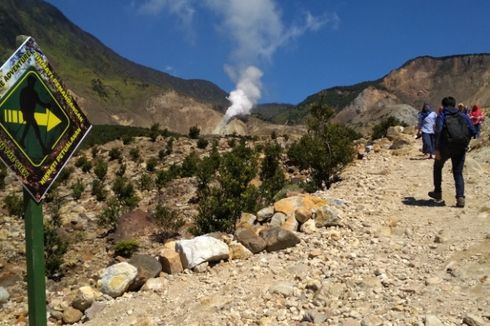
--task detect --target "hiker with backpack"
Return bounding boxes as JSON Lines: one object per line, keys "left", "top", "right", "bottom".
{"left": 417, "top": 103, "right": 437, "bottom": 159}
{"left": 428, "top": 97, "right": 476, "bottom": 207}
{"left": 469, "top": 104, "right": 485, "bottom": 138}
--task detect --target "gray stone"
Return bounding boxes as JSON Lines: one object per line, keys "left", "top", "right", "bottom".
{"left": 424, "top": 315, "right": 445, "bottom": 326}
{"left": 269, "top": 281, "right": 295, "bottom": 297}
{"left": 128, "top": 254, "right": 163, "bottom": 291}
{"left": 315, "top": 206, "right": 339, "bottom": 227}
{"left": 235, "top": 228, "right": 266, "bottom": 253}
{"left": 270, "top": 212, "right": 287, "bottom": 227}
{"left": 463, "top": 314, "right": 488, "bottom": 326}
{"left": 100, "top": 262, "right": 138, "bottom": 298}
{"left": 0, "top": 286, "right": 9, "bottom": 304}
{"left": 85, "top": 302, "right": 106, "bottom": 320}
{"left": 257, "top": 206, "right": 274, "bottom": 222}
{"left": 259, "top": 226, "right": 300, "bottom": 252}
{"left": 176, "top": 235, "right": 229, "bottom": 269}
{"left": 303, "top": 310, "right": 327, "bottom": 324}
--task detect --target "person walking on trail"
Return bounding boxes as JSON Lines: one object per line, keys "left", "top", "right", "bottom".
{"left": 19, "top": 75, "right": 49, "bottom": 153}
{"left": 469, "top": 104, "right": 484, "bottom": 138}
{"left": 428, "top": 96, "right": 476, "bottom": 208}
{"left": 417, "top": 103, "right": 437, "bottom": 159}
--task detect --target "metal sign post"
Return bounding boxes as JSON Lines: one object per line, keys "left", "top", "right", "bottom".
{"left": 0, "top": 37, "right": 92, "bottom": 326}
{"left": 24, "top": 188, "right": 46, "bottom": 326}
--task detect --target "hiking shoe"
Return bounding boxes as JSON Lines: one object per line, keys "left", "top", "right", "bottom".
{"left": 456, "top": 197, "right": 465, "bottom": 208}
{"left": 428, "top": 191, "right": 442, "bottom": 201}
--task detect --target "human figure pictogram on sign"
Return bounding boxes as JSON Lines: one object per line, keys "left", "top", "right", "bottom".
{"left": 19, "top": 75, "right": 49, "bottom": 154}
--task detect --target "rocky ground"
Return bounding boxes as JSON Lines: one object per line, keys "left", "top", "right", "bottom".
{"left": 1, "top": 130, "right": 489, "bottom": 326}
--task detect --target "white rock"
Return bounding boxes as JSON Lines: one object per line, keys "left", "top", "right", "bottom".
{"left": 100, "top": 262, "right": 138, "bottom": 298}
{"left": 0, "top": 287, "right": 9, "bottom": 304}
{"left": 424, "top": 315, "right": 445, "bottom": 326}
{"left": 176, "top": 235, "right": 229, "bottom": 269}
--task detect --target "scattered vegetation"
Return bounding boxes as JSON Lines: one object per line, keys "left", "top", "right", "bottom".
{"left": 4, "top": 193, "right": 23, "bottom": 218}
{"left": 91, "top": 179, "right": 107, "bottom": 201}
{"left": 113, "top": 239, "right": 139, "bottom": 258}
{"left": 94, "top": 159, "right": 108, "bottom": 180}
{"left": 44, "top": 211, "right": 68, "bottom": 280}
{"left": 71, "top": 179, "right": 85, "bottom": 200}
{"left": 152, "top": 202, "right": 185, "bottom": 241}
{"left": 197, "top": 137, "right": 209, "bottom": 149}
{"left": 188, "top": 126, "right": 201, "bottom": 139}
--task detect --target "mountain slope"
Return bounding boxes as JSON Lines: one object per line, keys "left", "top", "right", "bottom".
{"left": 290, "top": 54, "right": 490, "bottom": 133}
{"left": 0, "top": 0, "right": 230, "bottom": 131}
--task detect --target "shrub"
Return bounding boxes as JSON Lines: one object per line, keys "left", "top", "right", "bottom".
{"left": 75, "top": 155, "right": 92, "bottom": 172}
{"left": 94, "top": 159, "right": 108, "bottom": 180}
{"left": 57, "top": 166, "right": 74, "bottom": 184}
{"left": 146, "top": 157, "right": 158, "bottom": 172}
{"left": 149, "top": 123, "right": 160, "bottom": 142}
{"left": 108, "top": 147, "right": 122, "bottom": 161}
{"left": 287, "top": 105, "right": 358, "bottom": 190}
{"left": 152, "top": 202, "right": 184, "bottom": 236}
{"left": 4, "top": 193, "right": 23, "bottom": 217}
{"left": 91, "top": 146, "right": 98, "bottom": 159}
{"left": 180, "top": 151, "right": 200, "bottom": 177}
{"left": 112, "top": 177, "right": 139, "bottom": 209}
{"left": 197, "top": 137, "right": 209, "bottom": 149}
{"left": 371, "top": 116, "right": 408, "bottom": 140}
{"left": 71, "top": 179, "right": 85, "bottom": 200}
{"left": 188, "top": 126, "right": 200, "bottom": 139}
{"left": 129, "top": 148, "right": 140, "bottom": 161}
{"left": 91, "top": 179, "right": 107, "bottom": 201}
{"left": 116, "top": 163, "right": 126, "bottom": 177}
{"left": 158, "top": 149, "right": 167, "bottom": 160}
{"left": 270, "top": 130, "right": 277, "bottom": 140}
{"left": 155, "top": 165, "right": 181, "bottom": 188}
{"left": 113, "top": 239, "right": 139, "bottom": 258}
{"left": 192, "top": 143, "right": 258, "bottom": 235}
{"left": 0, "top": 166, "right": 6, "bottom": 190}
{"left": 165, "top": 137, "right": 174, "bottom": 155}
{"left": 122, "top": 135, "right": 133, "bottom": 145}
{"left": 97, "top": 196, "right": 122, "bottom": 229}
{"left": 259, "top": 142, "right": 285, "bottom": 202}
{"left": 139, "top": 173, "right": 154, "bottom": 191}
{"left": 44, "top": 217, "right": 68, "bottom": 279}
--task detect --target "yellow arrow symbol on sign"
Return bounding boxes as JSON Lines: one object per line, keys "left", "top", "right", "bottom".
{"left": 4, "top": 108, "right": 62, "bottom": 132}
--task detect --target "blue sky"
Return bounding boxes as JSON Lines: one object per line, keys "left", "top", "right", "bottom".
{"left": 45, "top": 0, "right": 490, "bottom": 105}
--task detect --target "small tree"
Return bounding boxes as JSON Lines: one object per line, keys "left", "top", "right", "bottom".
{"left": 71, "top": 179, "right": 85, "bottom": 200}
{"left": 146, "top": 157, "right": 158, "bottom": 172}
{"left": 181, "top": 151, "right": 200, "bottom": 177}
{"left": 259, "top": 142, "right": 285, "bottom": 202}
{"left": 109, "top": 147, "right": 122, "bottom": 161}
{"left": 94, "top": 159, "right": 108, "bottom": 180}
{"left": 149, "top": 123, "right": 160, "bottom": 142}
{"left": 197, "top": 137, "right": 209, "bottom": 149}
{"left": 188, "top": 126, "right": 200, "bottom": 139}
{"left": 129, "top": 148, "right": 140, "bottom": 162}
{"left": 152, "top": 202, "right": 185, "bottom": 240}
{"left": 92, "top": 179, "right": 107, "bottom": 201}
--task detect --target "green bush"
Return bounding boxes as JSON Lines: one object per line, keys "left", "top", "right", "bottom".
{"left": 165, "top": 138, "right": 174, "bottom": 155}
{"left": 97, "top": 196, "right": 122, "bottom": 229}
{"left": 288, "top": 105, "right": 358, "bottom": 190}
{"left": 56, "top": 166, "right": 74, "bottom": 184}
{"left": 112, "top": 177, "right": 139, "bottom": 209}
{"left": 181, "top": 152, "right": 200, "bottom": 177}
{"left": 116, "top": 163, "right": 126, "bottom": 177}
{"left": 188, "top": 126, "right": 200, "bottom": 139}
{"left": 158, "top": 149, "right": 167, "bottom": 160}
{"left": 109, "top": 147, "right": 122, "bottom": 161}
{"left": 155, "top": 164, "right": 181, "bottom": 188}
{"left": 149, "top": 123, "right": 160, "bottom": 142}
{"left": 113, "top": 239, "right": 139, "bottom": 258}
{"left": 75, "top": 155, "right": 92, "bottom": 172}
{"left": 192, "top": 143, "right": 258, "bottom": 235}
{"left": 91, "top": 146, "right": 99, "bottom": 159}
{"left": 122, "top": 135, "right": 133, "bottom": 145}
{"left": 152, "top": 202, "right": 184, "bottom": 235}
{"left": 94, "top": 159, "right": 108, "bottom": 180}
{"left": 129, "top": 148, "right": 140, "bottom": 162}
{"left": 44, "top": 218, "right": 68, "bottom": 279}
{"left": 197, "top": 137, "right": 209, "bottom": 149}
{"left": 371, "top": 116, "right": 408, "bottom": 140}
{"left": 146, "top": 157, "right": 158, "bottom": 172}
{"left": 91, "top": 179, "right": 107, "bottom": 201}
{"left": 139, "top": 173, "right": 154, "bottom": 191}
{"left": 4, "top": 193, "right": 23, "bottom": 218}
{"left": 71, "top": 179, "right": 85, "bottom": 200}
{"left": 259, "top": 142, "right": 285, "bottom": 202}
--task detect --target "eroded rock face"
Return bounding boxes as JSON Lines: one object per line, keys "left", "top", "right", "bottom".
{"left": 176, "top": 235, "right": 229, "bottom": 269}
{"left": 100, "top": 262, "right": 138, "bottom": 298}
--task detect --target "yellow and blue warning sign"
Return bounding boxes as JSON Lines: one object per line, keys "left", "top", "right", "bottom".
{"left": 0, "top": 37, "right": 91, "bottom": 202}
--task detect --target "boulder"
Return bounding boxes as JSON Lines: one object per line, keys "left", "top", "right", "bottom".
{"left": 315, "top": 206, "right": 339, "bottom": 227}
{"left": 85, "top": 302, "right": 106, "bottom": 320}
{"left": 300, "top": 219, "right": 317, "bottom": 234}
{"left": 259, "top": 227, "right": 300, "bottom": 252}
{"left": 256, "top": 206, "right": 274, "bottom": 222}
{"left": 0, "top": 286, "right": 9, "bottom": 304}
{"left": 237, "top": 213, "right": 257, "bottom": 228}
{"left": 274, "top": 196, "right": 303, "bottom": 217}
{"left": 71, "top": 286, "right": 96, "bottom": 312}
{"left": 294, "top": 207, "right": 312, "bottom": 224}
{"left": 159, "top": 248, "right": 184, "bottom": 274}
{"left": 235, "top": 228, "right": 266, "bottom": 254}
{"left": 270, "top": 212, "right": 287, "bottom": 227}
{"left": 228, "top": 241, "right": 253, "bottom": 260}
{"left": 141, "top": 277, "right": 168, "bottom": 293}
{"left": 176, "top": 235, "right": 229, "bottom": 269}
{"left": 112, "top": 209, "right": 156, "bottom": 242}
{"left": 128, "top": 254, "right": 163, "bottom": 291}
{"left": 282, "top": 216, "right": 299, "bottom": 232}
{"left": 100, "top": 262, "right": 138, "bottom": 298}
{"left": 63, "top": 307, "right": 83, "bottom": 324}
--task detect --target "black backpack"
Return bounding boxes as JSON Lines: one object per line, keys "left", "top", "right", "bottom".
{"left": 442, "top": 111, "right": 471, "bottom": 150}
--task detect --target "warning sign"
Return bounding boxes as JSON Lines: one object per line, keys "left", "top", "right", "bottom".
{"left": 0, "top": 37, "right": 91, "bottom": 202}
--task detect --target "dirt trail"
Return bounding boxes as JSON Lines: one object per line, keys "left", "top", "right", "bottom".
{"left": 80, "top": 139, "right": 490, "bottom": 326}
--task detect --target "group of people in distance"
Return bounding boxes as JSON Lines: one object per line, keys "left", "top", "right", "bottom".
{"left": 416, "top": 97, "right": 484, "bottom": 208}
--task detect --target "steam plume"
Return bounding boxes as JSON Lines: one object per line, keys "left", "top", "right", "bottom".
{"left": 224, "top": 66, "right": 262, "bottom": 123}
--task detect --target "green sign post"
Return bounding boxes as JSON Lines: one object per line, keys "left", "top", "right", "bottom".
{"left": 0, "top": 37, "right": 92, "bottom": 325}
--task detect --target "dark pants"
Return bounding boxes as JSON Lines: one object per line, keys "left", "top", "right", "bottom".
{"left": 433, "top": 150, "right": 466, "bottom": 198}
{"left": 422, "top": 133, "right": 435, "bottom": 154}
{"left": 474, "top": 124, "right": 481, "bottom": 138}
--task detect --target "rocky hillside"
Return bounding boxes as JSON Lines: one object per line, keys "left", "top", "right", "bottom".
{"left": 0, "top": 119, "right": 489, "bottom": 325}
{"left": 0, "top": 0, "right": 231, "bottom": 133}
{"left": 294, "top": 54, "right": 490, "bottom": 133}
